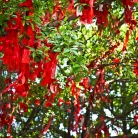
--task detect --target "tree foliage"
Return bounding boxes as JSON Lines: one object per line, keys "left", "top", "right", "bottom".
{"left": 0, "top": 0, "right": 138, "bottom": 138}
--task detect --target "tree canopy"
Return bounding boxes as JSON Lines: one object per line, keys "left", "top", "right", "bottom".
{"left": 0, "top": 0, "right": 138, "bottom": 138}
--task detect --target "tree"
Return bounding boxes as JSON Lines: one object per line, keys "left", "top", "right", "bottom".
{"left": 0, "top": 0, "right": 138, "bottom": 137}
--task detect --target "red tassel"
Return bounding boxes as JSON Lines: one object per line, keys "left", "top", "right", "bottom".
{"left": 19, "top": 0, "right": 33, "bottom": 9}
{"left": 40, "top": 115, "right": 54, "bottom": 135}
{"left": 122, "top": 30, "right": 129, "bottom": 51}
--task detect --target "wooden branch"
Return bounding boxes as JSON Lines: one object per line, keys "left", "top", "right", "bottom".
{"left": 48, "top": 15, "right": 78, "bottom": 27}
{"left": 128, "top": 124, "right": 138, "bottom": 133}
{"left": 83, "top": 91, "right": 95, "bottom": 137}
{"left": 81, "top": 105, "right": 90, "bottom": 138}
{"left": 104, "top": 0, "right": 114, "bottom": 4}
{"left": 123, "top": 106, "right": 138, "bottom": 118}
{"left": 68, "top": 100, "right": 75, "bottom": 137}
{"left": 111, "top": 134, "right": 138, "bottom": 138}
{"left": 51, "top": 126, "right": 75, "bottom": 138}
{"left": 18, "top": 98, "right": 45, "bottom": 136}
{"left": 108, "top": 78, "right": 138, "bottom": 84}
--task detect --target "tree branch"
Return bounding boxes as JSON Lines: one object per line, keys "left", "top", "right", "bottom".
{"left": 51, "top": 127, "right": 75, "bottom": 138}
{"left": 18, "top": 99, "right": 45, "bottom": 136}
{"left": 48, "top": 15, "right": 78, "bottom": 27}
{"left": 81, "top": 105, "right": 90, "bottom": 138}
{"left": 111, "top": 134, "right": 138, "bottom": 138}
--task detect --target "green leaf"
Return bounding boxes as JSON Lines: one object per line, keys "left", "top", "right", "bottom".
{"left": 32, "top": 52, "right": 36, "bottom": 58}
{"left": 63, "top": 48, "right": 70, "bottom": 53}
{"left": 70, "top": 49, "right": 78, "bottom": 56}
{"left": 53, "top": 47, "right": 61, "bottom": 52}
{"left": 81, "top": 65, "right": 88, "bottom": 71}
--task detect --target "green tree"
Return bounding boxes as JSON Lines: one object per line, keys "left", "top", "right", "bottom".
{"left": 0, "top": 0, "right": 138, "bottom": 138}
